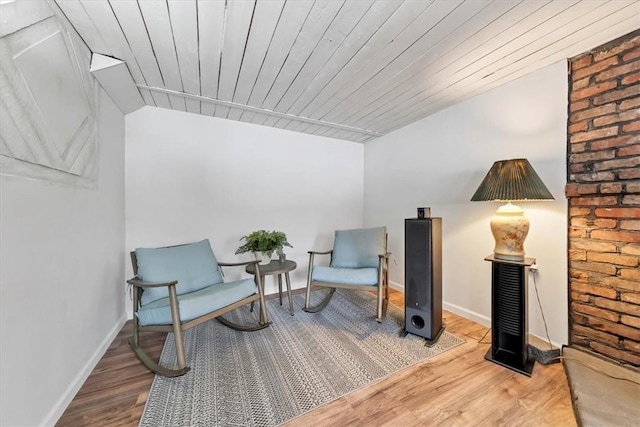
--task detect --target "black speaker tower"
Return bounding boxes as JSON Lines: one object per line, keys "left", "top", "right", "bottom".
{"left": 404, "top": 217, "right": 444, "bottom": 344}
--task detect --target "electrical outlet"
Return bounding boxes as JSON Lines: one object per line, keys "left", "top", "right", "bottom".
{"left": 529, "top": 263, "right": 538, "bottom": 273}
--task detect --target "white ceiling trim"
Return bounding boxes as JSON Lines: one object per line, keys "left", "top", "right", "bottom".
{"left": 136, "top": 84, "right": 384, "bottom": 138}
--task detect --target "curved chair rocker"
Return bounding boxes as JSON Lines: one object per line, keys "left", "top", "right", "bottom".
{"left": 304, "top": 227, "right": 390, "bottom": 322}
{"left": 127, "top": 239, "right": 270, "bottom": 377}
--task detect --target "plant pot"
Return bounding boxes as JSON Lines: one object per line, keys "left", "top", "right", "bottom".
{"left": 253, "top": 251, "right": 271, "bottom": 265}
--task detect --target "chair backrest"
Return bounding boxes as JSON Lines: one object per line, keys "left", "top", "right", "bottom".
{"left": 133, "top": 239, "right": 224, "bottom": 305}
{"left": 330, "top": 227, "right": 386, "bottom": 269}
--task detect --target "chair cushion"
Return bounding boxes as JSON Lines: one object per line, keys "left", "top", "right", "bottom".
{"left": 312, "top": 266, "right": 379, "bottom": 286}
{"left": 331, "top": 227, "right": 386, "bottom": 268}
{"left": 136, "top": 278, "right": 257, "bottom": 326}
{"left": 135, "top": 239, "right": 224, "bottom": 305}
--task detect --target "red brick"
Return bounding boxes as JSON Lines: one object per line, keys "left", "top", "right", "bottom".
{"left": 621, "top": 315, "right": 640, "bottom": 329}
{"left": 588, "top": 316, "right": 640, "bottom": 340}
{"left": 571, "top": 281, "right": 617, "bottom": 298}
{"left": 572, "top": 324, "right": 618, "bottom": 346}
{"left": 600, "top": 183, "right": 623, "bottom": 194}
{"left": 622, "top": 72, "right": 640, "bottom": 85}
{"left": 623, "top": 340, "right": 640, "bottom": 357}
{"left": 591, "top": 135, "right": 638, "bottom": 151}
{"left": 569, "top": 228, "right": 587, "bottom": 238}
{"left": 622, "top": 47, "right": 640, "bottom": 62}
{"left": 570, "top": 163, "right": 586, "bottom": 174}
{"left": 568, "top": 121, "right": 588, "bottom": 133}
{"left": 595, "top": 207, "right": 640, "bottom": 218}
{"left": 571, "top": 260, "right": 617, "bottom": 275}
{"left": 573, "top": 56, "right": 619, "bottom": 80}
{"left": 569, "top": 249, "right": 587, "bottom": 260}
{"left": 600, "top": 276, "right": 640, "bottom": 291}
{"left": 589, "top": 341, "right": 640, "bottom": 366}
{"left": 620, "top": 97, "right": 640, "bottom": 110}
{"left": 571, "top": 291, "right": 590, "bottom": 303}
{"left": 595, "top": 297, "right": 640, "bottom": 317}
{"left": 570, "top": 99, "right": 590, "bottom": 112}
{"left": 572, "top": 54, "right": 593, "bottom": 70}
{"left": 620, "top": 220, "right": 640, "bottom": 230}
{"left": 571, "top": 196, "right": 617, "bottom": 206}
{"left": 571, "top": 80, "right": 618, "bottom": 102}
{"left": 572, "top": 77, "right": 591, "bottom": 90}
{"left": 566, "top": 183, "right": 579, "bottom": 197}
{"left": 570, "top": 142, "right": 587, "bottom": 154}
{"left": 627, "top": 182, "right": 640, "bottom": 193}
{"left": 570, "top": 238, "right": 617, "bottom": 252}
{"left": 570, "top": 207, "right": 592, "bottom": 216}
{"left": 622, "top": 292, "right": 640, "bottom": 304}
{"left": 570, "top": 126, "right": 619, "bottom": 143}
{"left": 571, "top": 217, "right": 590, "bottom": 227}
{"left": 595, "top": 60, "right": 640, "bottom": 82}
{"left": 591, "top": 229, "right": 640, "bottom": 243}
{"left": 593, "top": 35, "right": 640, "bottom": 61}
{"left": 569, "top": 150, "right": 615, "bottom": 164}
{"left": 620, "top": 169, "right": 640, "bottom": 180}
{"left": 619, "top": 144, "right": 640, "bottom": 157}
{"left": 620, "top": 268, "right": 640, "bottom": 281}
{"left": 594, "top": 218, "right": 618, "bottom": 228}
{"left": 622, "top": 121, "right": 640, "bottom": 133}
{"left": 593, "top": 110, "right": 640, "bottom": 127}
{"left": 572, "top": 312, "right": 589, "bottom": 326}
{"left": 587, "top": 252, "right": 639, "bottom": 267}
{"left": 572, "top": 302, "right": 619, "bottom": 321}
{"left": 623, "top": 195, "right": 640, "bottom": 205}
{"left": 594, "top": 85, "right": 640, "bottom": 105}
{"left": 570, "top": 171, "right": 615, "bottom": 183}
{"left": 621, "top": 244, "right": 640, "bottom": 256}
{"left": 593, "top": 156, "right": 640, "bottom": 171}
{"left": 570, "top": 103, "right": 617, "bottom": 122}
{"left": 570, "top": 270, "right": 590, "bottom": 281}
{"left": 593, "top": 115, "right": 618, "bottom": 127}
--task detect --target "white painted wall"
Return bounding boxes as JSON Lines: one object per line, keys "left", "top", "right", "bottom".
{"left": 0, "top": 88, "right": 125, "bottom": 426}
{"left": 364, "top": 61, "right": 568, "bottom": 346}
{"left": 125, "top": 107, "right": 364, "bottom": 316}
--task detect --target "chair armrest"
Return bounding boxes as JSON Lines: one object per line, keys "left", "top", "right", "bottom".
{"left": 218, "top": 260, "right": 260, "bottom": 268}
{"left": 308, "top": 249, "right": 333, "bottom": 255}
{"left": 127, "top": 278, "right": 178, "bottom": 288}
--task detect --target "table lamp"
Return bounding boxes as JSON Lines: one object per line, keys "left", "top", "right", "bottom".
{"left": 471, "top": 158, "right": 554, "bottom": 261}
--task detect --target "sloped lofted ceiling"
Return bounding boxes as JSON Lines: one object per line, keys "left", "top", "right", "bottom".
{"left": 55, "top": 0, "right": 640, "bottom": 143}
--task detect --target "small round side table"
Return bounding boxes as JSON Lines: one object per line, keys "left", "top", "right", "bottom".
{"left": 246, "top": 260, "right": 297, "bottom": 315}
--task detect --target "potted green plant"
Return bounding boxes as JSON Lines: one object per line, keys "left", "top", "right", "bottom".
{"left": 235, "top": 230, "right": 293, "bottom": 264}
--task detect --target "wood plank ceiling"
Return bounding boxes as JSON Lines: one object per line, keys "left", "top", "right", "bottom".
{"left": 55, "top": 0, "right": 640, "bottom": 143}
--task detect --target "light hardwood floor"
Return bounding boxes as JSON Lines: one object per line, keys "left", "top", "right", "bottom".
{"left": 56, "top": 291, "right": 576, "bottom": 426}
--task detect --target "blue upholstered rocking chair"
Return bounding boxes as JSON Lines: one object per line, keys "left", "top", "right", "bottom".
{"left": 304, "top": 227, "right": 390, "bottom": 322}
{"left": 127, "top": 239, "right": 270, "bottom": 377}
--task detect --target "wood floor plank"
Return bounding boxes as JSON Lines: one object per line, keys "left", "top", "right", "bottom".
{"left": 56, "top": 290, "right": 576, "bottom": 426}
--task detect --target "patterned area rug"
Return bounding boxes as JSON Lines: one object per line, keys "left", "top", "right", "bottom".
{"left": 140, "top": 290, "right": 464, "bottom": 426}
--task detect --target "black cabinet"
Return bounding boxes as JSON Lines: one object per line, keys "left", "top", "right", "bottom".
{"left": 484, "top": 255, "right": 535, "bottom": 376}
{"left": 404, "top": 218, "right": 443, "bottom": 343}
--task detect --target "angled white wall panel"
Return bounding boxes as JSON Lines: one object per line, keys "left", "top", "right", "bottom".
{"left": 90, "top": 53, "right": 145, "bottom": 115}
{"left": 0, "top": 2, "right": 97, "bottom": 187}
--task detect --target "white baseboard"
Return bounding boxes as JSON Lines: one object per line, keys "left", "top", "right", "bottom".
{"left": 42, "top": 313, "right": 127, "bottom": 427}
{"left": 442, "top": 301, "right": 490, "bottom": 327}
{"left": 388, "top": 280, "right": 403, "bottom": 292}
{"left": 386, "top": 282, "right": 490, "bottom": 328}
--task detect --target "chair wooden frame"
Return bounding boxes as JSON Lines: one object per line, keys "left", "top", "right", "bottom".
{"left": 303, "top": 235, "right": 390, "bottom": 323}
{"left": 128, "top": 252, "right": 270, "bottom": 377}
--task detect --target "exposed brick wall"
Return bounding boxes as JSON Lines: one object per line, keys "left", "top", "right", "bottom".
{"left": 567, "top": 30, "right": 640, "bottom": 367}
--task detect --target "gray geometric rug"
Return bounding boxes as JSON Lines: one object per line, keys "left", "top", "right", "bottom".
{"left": 140, "top": 290, "right": 464, "bottom": 427}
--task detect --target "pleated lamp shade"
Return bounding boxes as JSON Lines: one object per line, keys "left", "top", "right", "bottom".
{"left": 471, "top": 159, "right": 554, "bottom": 261}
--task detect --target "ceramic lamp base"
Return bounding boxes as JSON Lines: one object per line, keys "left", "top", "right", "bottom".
{"left": 490, "top": 202, "right": 529, "bottom": 261}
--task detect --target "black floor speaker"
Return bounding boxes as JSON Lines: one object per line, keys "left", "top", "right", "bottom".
{"left": 404, "top": 218, "right": 443, "bottom": 342}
